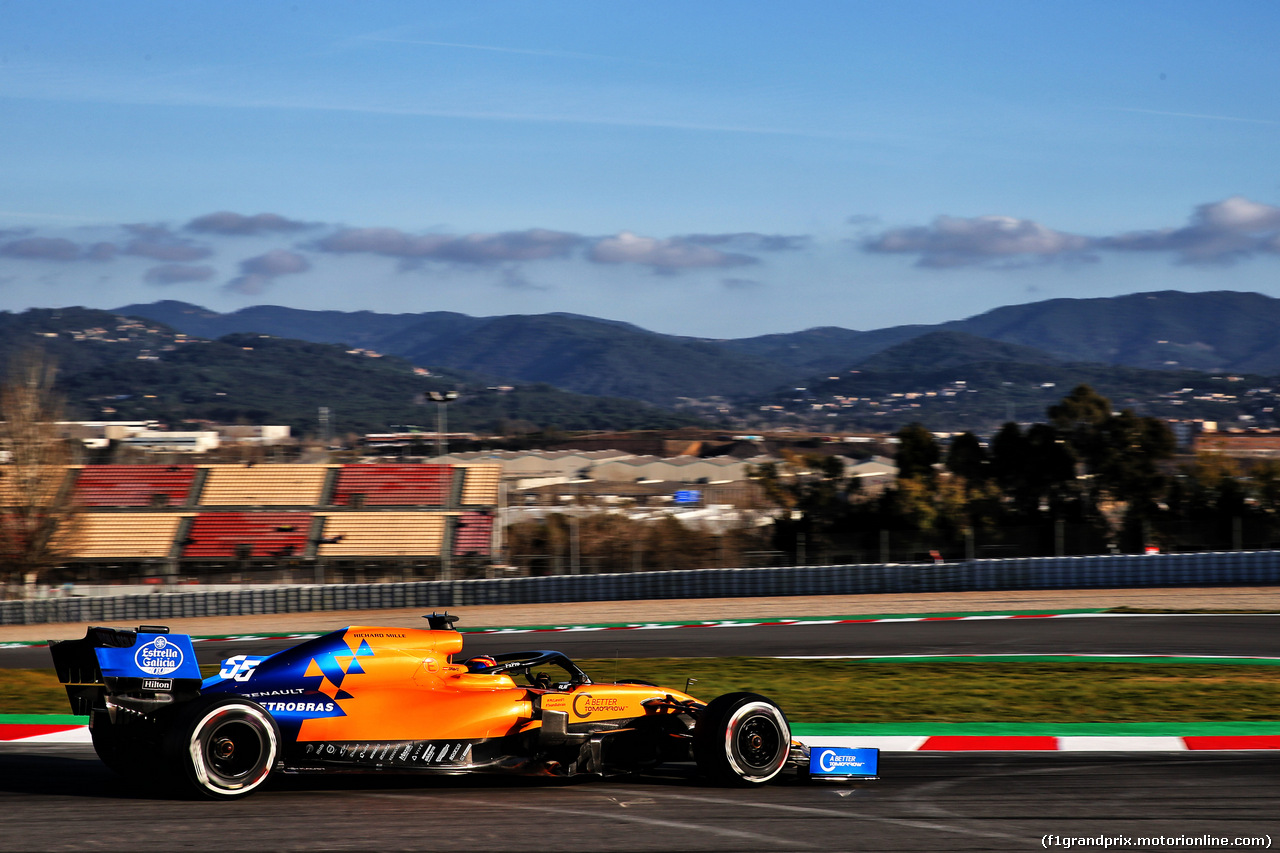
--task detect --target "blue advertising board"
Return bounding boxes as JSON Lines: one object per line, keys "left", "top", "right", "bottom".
{"left": 673, "top": 490, "right": 701, "bottom": 504}
{"left": 808, "top": 746, "right": 879, "bottom": 779}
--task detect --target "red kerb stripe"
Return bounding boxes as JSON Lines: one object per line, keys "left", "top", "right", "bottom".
{"left": 1183, "top": 736, "right": 1280, "bottom": 750}
{"left": 0, "top": 724, "right": 81, "bottom": 741}
{"left": 921, "top": 736, "right": 1059, "bottom": 751}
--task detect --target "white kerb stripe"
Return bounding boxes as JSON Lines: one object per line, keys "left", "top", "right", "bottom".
{"left": 1057, "top": 737, "right": 1187, "bottom": 751}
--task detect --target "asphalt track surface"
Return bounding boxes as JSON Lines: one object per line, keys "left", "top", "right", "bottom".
{"left": 0, "top": 745, "right": 1275, "bottom": 852}
{"left": 8, "top": 613, "right": 1280, "bottom": 668}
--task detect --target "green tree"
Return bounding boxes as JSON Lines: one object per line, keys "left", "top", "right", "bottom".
{"left": 1093, "top": 410, "right": 1176, "bottom": 504}
{"left": 750, "top": 452, "right": 859, "bottom": 562}
{"left": 894, "top": 423, "right": 940, "bottom": 481}
{"left": 945, "top": 432, "right": 988, "bottom": 483}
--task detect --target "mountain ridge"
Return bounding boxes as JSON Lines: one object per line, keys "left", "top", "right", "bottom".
{"left": 116, "top": 290, "right": 1280, "bottom": 396}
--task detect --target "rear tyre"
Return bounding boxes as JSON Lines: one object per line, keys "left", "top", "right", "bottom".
{"left": 693, "top": 692, "right": 790, "bottom": 786}
{"left": 166, "top": 696, "right": 279, "bottom": 799}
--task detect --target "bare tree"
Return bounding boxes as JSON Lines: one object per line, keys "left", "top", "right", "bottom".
{"left": 0, "top": 350, "right": 79, "bottom": 598}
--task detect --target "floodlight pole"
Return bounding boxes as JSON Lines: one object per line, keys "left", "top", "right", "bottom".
{"left": 426, "top": 391, "right": 459, "bottom": 459}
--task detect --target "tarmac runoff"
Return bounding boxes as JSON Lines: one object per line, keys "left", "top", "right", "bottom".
{"left": 1, "top": 607, "right": 1107, "bottom": 648}
{"left": 16, "top": 606, "right": 1280, "bottom": 649}
{"left": 5, "top": 584, "right": 1280, "bottom": 644}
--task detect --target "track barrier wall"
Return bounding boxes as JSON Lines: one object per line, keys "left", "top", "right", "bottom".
{"left": 4, "top": 550, "right": 1280, "bottom": 625}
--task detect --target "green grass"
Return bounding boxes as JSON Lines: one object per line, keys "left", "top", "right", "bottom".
{"left": 579, "top": 659, "right": 1280, "bottom": 723}
{"left": 0, "top": 670, "right": 76, "bottom": 716}
{"left": 8, "top": 660, "right": 1279, "bottom": 723}
{"left": 1106, "top": 607, "right": 1280, "bottom": 614}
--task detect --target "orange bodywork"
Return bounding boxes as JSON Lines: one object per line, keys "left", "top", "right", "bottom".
{"left": 295, "top": 626, "right": 695, "bottom": 743}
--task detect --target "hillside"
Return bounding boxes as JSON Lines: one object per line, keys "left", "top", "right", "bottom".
{"left": 384, "top": 313, "right": 793, "bottom": 404}
{"left": 113, "top": 300, "right": 456, "bottom": 349}
{"left": 762, "top": 359, "right": 1276, "bottom": 433}
{"left": 119, "top": 302, "right": 796, "bottom": 404}
{"left": 713, "top": 324, "right": 930, "bottom": 374}
{"left": 0, "top": 309, "right": 709, "bottom": 434}
{"left": 120, "top": 290, "right": 1280, "bottom": 389}
{"left": 941, "top": 290, "right": 1280, "bottom": 372}
{"left": 99, "top": 291, "right": 1280, "bottom": 433}
{"left": 854, "top": 330, "right": 1062, "bottom": 372}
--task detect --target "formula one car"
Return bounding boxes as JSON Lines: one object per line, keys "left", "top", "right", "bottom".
{"left": 49, "top": 613, "right": 878, "bottom": 799}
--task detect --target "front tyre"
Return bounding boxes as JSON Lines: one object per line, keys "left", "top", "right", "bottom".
{"left": 693, "top": 692, "right": 790, "bottom": 785}
{"left": 167, "top": 696, "right": 279, "bottom": 799}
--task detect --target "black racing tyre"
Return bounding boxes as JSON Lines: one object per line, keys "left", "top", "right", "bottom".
{"left": 692, "top": 692, "right": 790, "bottom": 785}
{"left": 165, "top": 696, "right": 280, "bottom": 799}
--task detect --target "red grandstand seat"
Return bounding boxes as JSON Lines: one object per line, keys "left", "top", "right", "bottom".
{"left": 182, "top": 512, "right": 312, "bottom": 558}
{"left": 72, "top": 465, "right": 198, "bottom": 507}
{"left": 453, "top": 511, "right": 494, "bottom": 557}
{"left": 331, "top": 464, "right": 452, "bottom": 507}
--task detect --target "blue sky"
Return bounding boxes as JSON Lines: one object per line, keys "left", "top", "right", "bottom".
{"left": 1, "top": 1, "right": 1278, "bottom": 337}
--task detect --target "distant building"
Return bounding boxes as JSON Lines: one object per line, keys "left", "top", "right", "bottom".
{"left": 213, "top": 425, "right": 291, "bottom": 445}
{"left": 1168, "top": 419, "right": 1213, "bottom": 450}
{"left": 1194, "top": 429, "right": 1280, "bottom": 459}
{"left": 434, "top": 450, "right": 635, "bottom": 489}
{"left": 55, "top": 421, "right": 288, "bottom": 453}
{"left": 121, "top": 430, "right": 220, "bottom": 453}
{"left": 590, "top": 454, "right": 771, "bottom": 484}
{"left": 845, "top": 456, "right": 898, "bottom": 490}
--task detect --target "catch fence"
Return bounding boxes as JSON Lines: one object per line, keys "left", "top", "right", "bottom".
{"left": 4, "top": 549, "right": 1278, "bottom": 625}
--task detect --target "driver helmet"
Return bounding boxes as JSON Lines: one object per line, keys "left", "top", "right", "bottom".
{"left": 465, "top": 655, "right": 499, "bottom": 673}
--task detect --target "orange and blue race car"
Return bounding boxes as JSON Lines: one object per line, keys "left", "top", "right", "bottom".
{"left": 48, "top": 613, "right": 879, "bottom": 799}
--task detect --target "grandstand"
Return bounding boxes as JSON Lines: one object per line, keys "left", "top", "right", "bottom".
{"left": 331, "top": 463, "right": 452, "bottom": 507}
{"left": 183, "top": 512, "right": 313, "bottom": 559}
{"left": 313, "top": 512, "right": 446, "bottom": 558}
{"left": 198, "top": 464, "right": 331, "bottom": 506}
{"left": 71, "top": 464, "right": 197, "bottom": 507}
{"left": 459, "top": 464, "right": 501, "bottom": 506}
{"left": 56, "top": 513, "right": 189, "bottom": 560}
{"left": 453, "top": 510, "right": 495, "bottom": 557}
{"left": 0, "top": 466, "right": 63, "bottom": 506}
{"left": 26, "top": 463, "right": 502, "bottom": 579}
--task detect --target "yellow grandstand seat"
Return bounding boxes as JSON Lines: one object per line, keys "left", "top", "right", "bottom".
{"left": 198, "top": 465, "right": 331, "bottom": 506}
{"left": 57, "top": 513, "right": 190, "bottom": 559}
{"left": 458, "top": 464, "right": 500, "bottom": 506}
{"left": 0, "top": 467, "right": 68, "bottom": 506}
{"left": 313, "top": 512, "right": 446, "bottom": 558}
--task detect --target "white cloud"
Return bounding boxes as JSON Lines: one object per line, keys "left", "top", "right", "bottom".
{"left": 863, "top": 215, "right": 1090, "bottom": 268}
{"left": 1102, "top": 196, "right": 1280, "bottom": 265}
{"left": 145, "top": 263, "right": 216, "bottom": 285}
{"left": 863, "top": 197, "right": 1280, "bottom": 268}
{"left": 185, "top": 211, "right": 312, "bottom": 236}
{"left": 225, "top": 249, "right": 311, "bottom": 294}
{"left": 315, "top": 227, "right": 580, "bottom": 264}
{"left": 588, "top": 231, "right": 756, "bottom": 271}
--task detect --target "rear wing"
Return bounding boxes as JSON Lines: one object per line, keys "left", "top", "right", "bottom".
{"left": 48, "top": 625, "right": 202, "bottom": 717}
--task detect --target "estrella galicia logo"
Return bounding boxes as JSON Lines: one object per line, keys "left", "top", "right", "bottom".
{"left": 134, "top": 635, "right": 183, "bottom": 676}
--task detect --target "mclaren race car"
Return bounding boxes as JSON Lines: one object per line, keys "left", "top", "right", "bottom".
{"left": 49, "top": 613, "right": 879, "bottom": 799}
